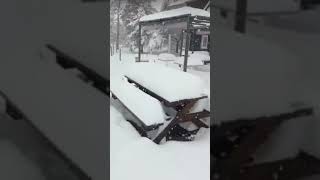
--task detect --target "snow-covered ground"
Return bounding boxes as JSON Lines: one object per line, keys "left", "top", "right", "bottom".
{"left": 110, "top": 50, "right": 210, "bottom": 180}
{"left": 110, "top": 106, "right": 210, "bottom": 180}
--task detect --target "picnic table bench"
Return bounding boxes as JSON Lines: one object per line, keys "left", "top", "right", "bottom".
{"left": 111, "top": 63, "right": 210, "bottom": 144}
{"left": 46, "top": 44, "right": 109, "bottom": 95}
{"left": 0, "top": 59, "right": 108, "bottom": 180}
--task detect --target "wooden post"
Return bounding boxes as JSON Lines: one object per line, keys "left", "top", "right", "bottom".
{"left": 183, "top": 16, "right": 191, "bottom": 72}
{"left": 179, "top": 29, "right": 184, "bottom": 56}
{"left": 168, "top": 34, "right": 171, "bottom": 53}
{"left": 234, "top": 0, "right": 247, "bottom": 33}
{"left": 138, "top": 23, "right": 142, "bottom": 62}
{"left": 116, "top": 0, "right": 121, "bottom": 51}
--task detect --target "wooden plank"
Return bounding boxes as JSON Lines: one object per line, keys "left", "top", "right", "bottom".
{"left": 125, "top": 76, "right": 207, "bottom": 108}
{"left": 153, "top": 100, "right": 197, "bottom": 144}
{"left": 214, "top": 108, "right": 314, "bottom": 169}
{"left": 46, "top": 44, "right": 109, "bottom": 95}
{"left": 110, "top": 92, "right": 163, "bottom": 133}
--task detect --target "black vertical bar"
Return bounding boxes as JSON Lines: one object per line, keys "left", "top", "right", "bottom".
{"left": 138, "top": 23, "right": 141, "bottom": 62}
{"left": 183, "top": 15, "right": 191, "bottom": 72}
{"left": 179, "top": 29, "right": 184, "bottom": 56}
{"left": 234, "top": 0, "right": 247, "bottom": 33}
{"left": 116, "top": 0, "right": 121, "bottom": 51}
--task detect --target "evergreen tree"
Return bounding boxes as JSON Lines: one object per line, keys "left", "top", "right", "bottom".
{"left": 121, "top": 0, "right": 156, "bottom": 51}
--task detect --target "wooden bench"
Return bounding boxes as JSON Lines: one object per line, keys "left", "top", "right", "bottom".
{"left": 110, "top": 78, "right": 166, "bottom": 138}
{"left": 46, "top": 44, "right": 109, "bottom": 95}
{"left": 0, "top": 90, "right": 90, "bottom": 180}
{"left": 117, "top": 63, "right": 210, "bottom": 144}
{"left": 0, "top": 59, "right": 108, "bottom": 180}
{"left": 125, "top": 76, "right": 210, "bottom": 144}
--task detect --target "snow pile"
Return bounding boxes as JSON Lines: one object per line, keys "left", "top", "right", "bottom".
{"left": 176, "top": 51, "right": 210, "bottom": 66}
{"left": 158, "top": 53, "right": 177, "bottom": 61}
{"left": 110, "top": 106, "right": 210, "bottom": 180}
{"left": 111, "top": 78, "right": 166, "bottom": 126}
{"left": 213, "top": 26, "right": 303, "bottom": 122}
{"left": 125, "top": 63, "right": 207, "bottom": 102}
{"left": 140, "top": 6, "right": 210, "bottom": 22}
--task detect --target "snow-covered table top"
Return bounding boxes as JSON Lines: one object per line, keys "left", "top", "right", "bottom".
{"left": 124, "top": 63, "right": 207, "bottom": 103}
{"left": 140, "top": 6, "right": 210, "bottom": 23}
{"left": 111, "top": 78, "right": 166, "bottom": 126}
{"left": 0, "top": 58, "right": 108, "bottom": 180}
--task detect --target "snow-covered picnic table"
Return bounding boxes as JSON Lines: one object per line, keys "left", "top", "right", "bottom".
{"left": 111, "top": 63, "right": 209, "bottom": 143}
{"left": 0, "top": 57, "right": 108, "bottom": 180}
{"left": 124, "top": 63, "right": 207, "bottom": 104}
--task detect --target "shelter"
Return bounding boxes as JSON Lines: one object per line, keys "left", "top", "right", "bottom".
{"left": 138, "top": 6, "right": 210, "bottom": 71}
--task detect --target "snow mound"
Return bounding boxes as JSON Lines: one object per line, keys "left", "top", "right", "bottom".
{"left": 125, "top": 63, "right": 206, "bottom": 102}
{"left": 176, "top": 51, "right": 210, "bottom": 66}
{"left": 158, "top": 53, "right": 177, "bottom": 61}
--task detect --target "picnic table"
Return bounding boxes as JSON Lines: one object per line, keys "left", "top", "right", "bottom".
{"left": 112, "top": 63, "right": 210, "bottom": 144}
{"left": 0, "top": 58, "right": 108, "bottom": 180}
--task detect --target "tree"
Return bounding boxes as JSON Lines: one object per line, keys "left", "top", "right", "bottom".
{"left": 121, "top": 0, "right": 156, "bottom": 51}
{"left": 110, "top": 0, "right": 126, "bottom": 50}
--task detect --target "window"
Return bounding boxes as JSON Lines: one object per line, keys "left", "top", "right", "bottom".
{"left": 201, "top": 35, "right": 208, "bottom": 49}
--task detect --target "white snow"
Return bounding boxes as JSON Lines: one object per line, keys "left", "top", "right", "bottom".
{"left": 140, "top": 6, "right": 210, "bottom": 22}
{"left": 176, "top": 51, "right": 210, "bottom": 66}
{"left": 0, "top": 57, "right": 108, "bottom": 180}
{"left": 111, "top": 78, "right": 166, "bottom": 126}
{"left": 158, "top": 53, "right": 177, "bottom": 61}
{"left": 110, "top": 106, "right": 210, "bottom": 180}
{"left": 212, "top": 26, "right": 303, "bottom": 123}
{"left": 125, "top": 63, "right": 207, "bottom": 102}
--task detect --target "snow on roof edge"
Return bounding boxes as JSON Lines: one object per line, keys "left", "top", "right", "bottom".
{"left": 140, "top": 6, "right": 210, "bottom": 23}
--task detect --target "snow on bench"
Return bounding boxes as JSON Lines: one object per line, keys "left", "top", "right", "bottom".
{"left": 0, "top": 58, "right": 108, "bottom": 180}
{"left": 111, "top": 78, "right": 166, "bottom": 127}
{"left": 124, "top": 63, "right": 207, "bottom": 103}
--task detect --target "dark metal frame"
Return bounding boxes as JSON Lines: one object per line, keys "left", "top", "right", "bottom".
{"left": 138, "top": 13, "right": 210, "bottom": 72}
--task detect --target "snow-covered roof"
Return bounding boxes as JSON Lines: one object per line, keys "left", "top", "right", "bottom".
{"left": 140, "top": 6, "right": 210, "bottom": 23}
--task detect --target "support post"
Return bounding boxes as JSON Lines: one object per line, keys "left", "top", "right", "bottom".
{"left": 183, "top": 15, "right": 191, "bottom": 72}
{"left": 179, "top": 29, "right": 184, "bottom": 56}
{"left": 116, "top": 0, "right": 121, "bottom": 51}
{"left": 168, "top": 34, "right": 171, "bottom": 53}
{"left": 234, "top": 0, "right": 247, "bottom": 33}
{"left": 138, "top": 23, "right": 142, "bottom": 62}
